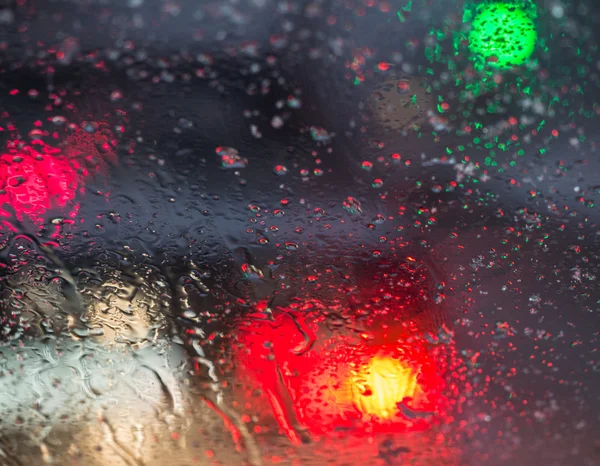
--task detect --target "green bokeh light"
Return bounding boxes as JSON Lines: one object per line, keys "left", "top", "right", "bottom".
{"left": 468, "top": 2, "right": 537, "bottom": 69}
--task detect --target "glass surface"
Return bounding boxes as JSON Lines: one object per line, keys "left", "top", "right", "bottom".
{"left": 0, "top": 0, "right": 599, "bottom": 465}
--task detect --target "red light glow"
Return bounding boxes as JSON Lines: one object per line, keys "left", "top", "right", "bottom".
{"left": 0, "top": 124, "right": 116, "bottom": 224}
{"left": 0, "top": 140, "right": 80, "bottom": 222}
{"left": 233, "top": 301, "right": 457, "bottom": 442}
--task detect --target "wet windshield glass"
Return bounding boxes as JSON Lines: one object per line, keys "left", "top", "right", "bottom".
{"left": 0, "top": 0, "right": 599, "bottom": 465}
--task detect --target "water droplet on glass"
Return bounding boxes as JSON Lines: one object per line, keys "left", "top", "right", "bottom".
{"left": 110, "top": 90, "right": 123, "bottom": 102}
{"left": 274, "top": 165, "right": 288, "bottom": 175}
{"left": 287, "top": 95, "right": 302, "bottom": 108}
{"left": 309, "top": 126, "right": 331, "bottom": 142}
{"left": 343, "top": 196, "right": 363, "bottom": 214}
{"left": 216, "top": 146, "right": 248, "bottom": 169}
{"left": 82, "top": 121, "right": 99, "bottom": 134}
{"left": 373, "top": 214, "right": 385, "bottom": 224}
{"left": 271, "top": 116, "right": 284, "bottom": 128}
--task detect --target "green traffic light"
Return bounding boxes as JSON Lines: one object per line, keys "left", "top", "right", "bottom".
{"left": 468, "top": 2, "right": 537, "bottom": 69}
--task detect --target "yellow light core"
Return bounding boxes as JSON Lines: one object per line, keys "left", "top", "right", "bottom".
{"left": 350, "top": 356, "right": 417, "bottom": 419}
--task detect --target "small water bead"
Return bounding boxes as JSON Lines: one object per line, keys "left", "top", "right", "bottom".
{"left": 343, "top": 196, "right": 362, "bottom": 214}
{"left": 309, "top": 126, "right": 331, "bottom": 142}
{"left": 372, "top": 178, "right": 384, "bottom": 188}
{"left": 28, "top": 129, "right": 44, "bottom": 140}
{"left": 287, "top": 95, "right": 302, "bottom": 108}
{"left": 110, "top": 90, "right": 123, "bottom": 102}
{"left": 397, "top": 79, "right": 411, "bottom": 94}
{"left": 250, "top": 125, "right": 262, "bottom": 138}
{"left": 183, "top": 309, "right": 197, "bottom": 319}
{"left": 373, "top": 214, "right": 385, "bottom": 224}
{"left": 82, "top": 121, "right": 99, "bottom": 133}
{"left": 271, "top": 116, "right": 284, "bottom": 128}
{"left": 216, "top": 146, "right": 248, "bottom": 169}
{"left": 274, "top": 165, "right": 288, "bottom": 175}
{"left": 361, "top": 161, "right": 373, "bottom": 171}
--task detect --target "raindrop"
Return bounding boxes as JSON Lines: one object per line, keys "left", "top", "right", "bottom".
{"left": 274, "top": 165, "right": 288, "bottom": 175}
{"left": 287, "top": 95, "right": 302, "bottom": 108}
{"left": 82, "top": 121, "right": 99, "bottom": 133}
{"left": 343, "top": 196, "right": 363, "bottom": 214}
{"left": 309, "top": 126, "right": 331, "bottom": 142}
{"left": 361, "top": 161, "right": 373, "bottom": 171}
{"left": 216, "top": 146, "right": 248, "bottom": 169}
{"left": 51, "top": 116, "right": 67, "bottom": 126}
{"left": 271, "top": 116, "right": 284, "bottom": 128}
{"left": 372, "top": 214, "right": 385, "bottom": 224}
{"left": 110, "top": 90, "right": 123, "bottom": 102}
